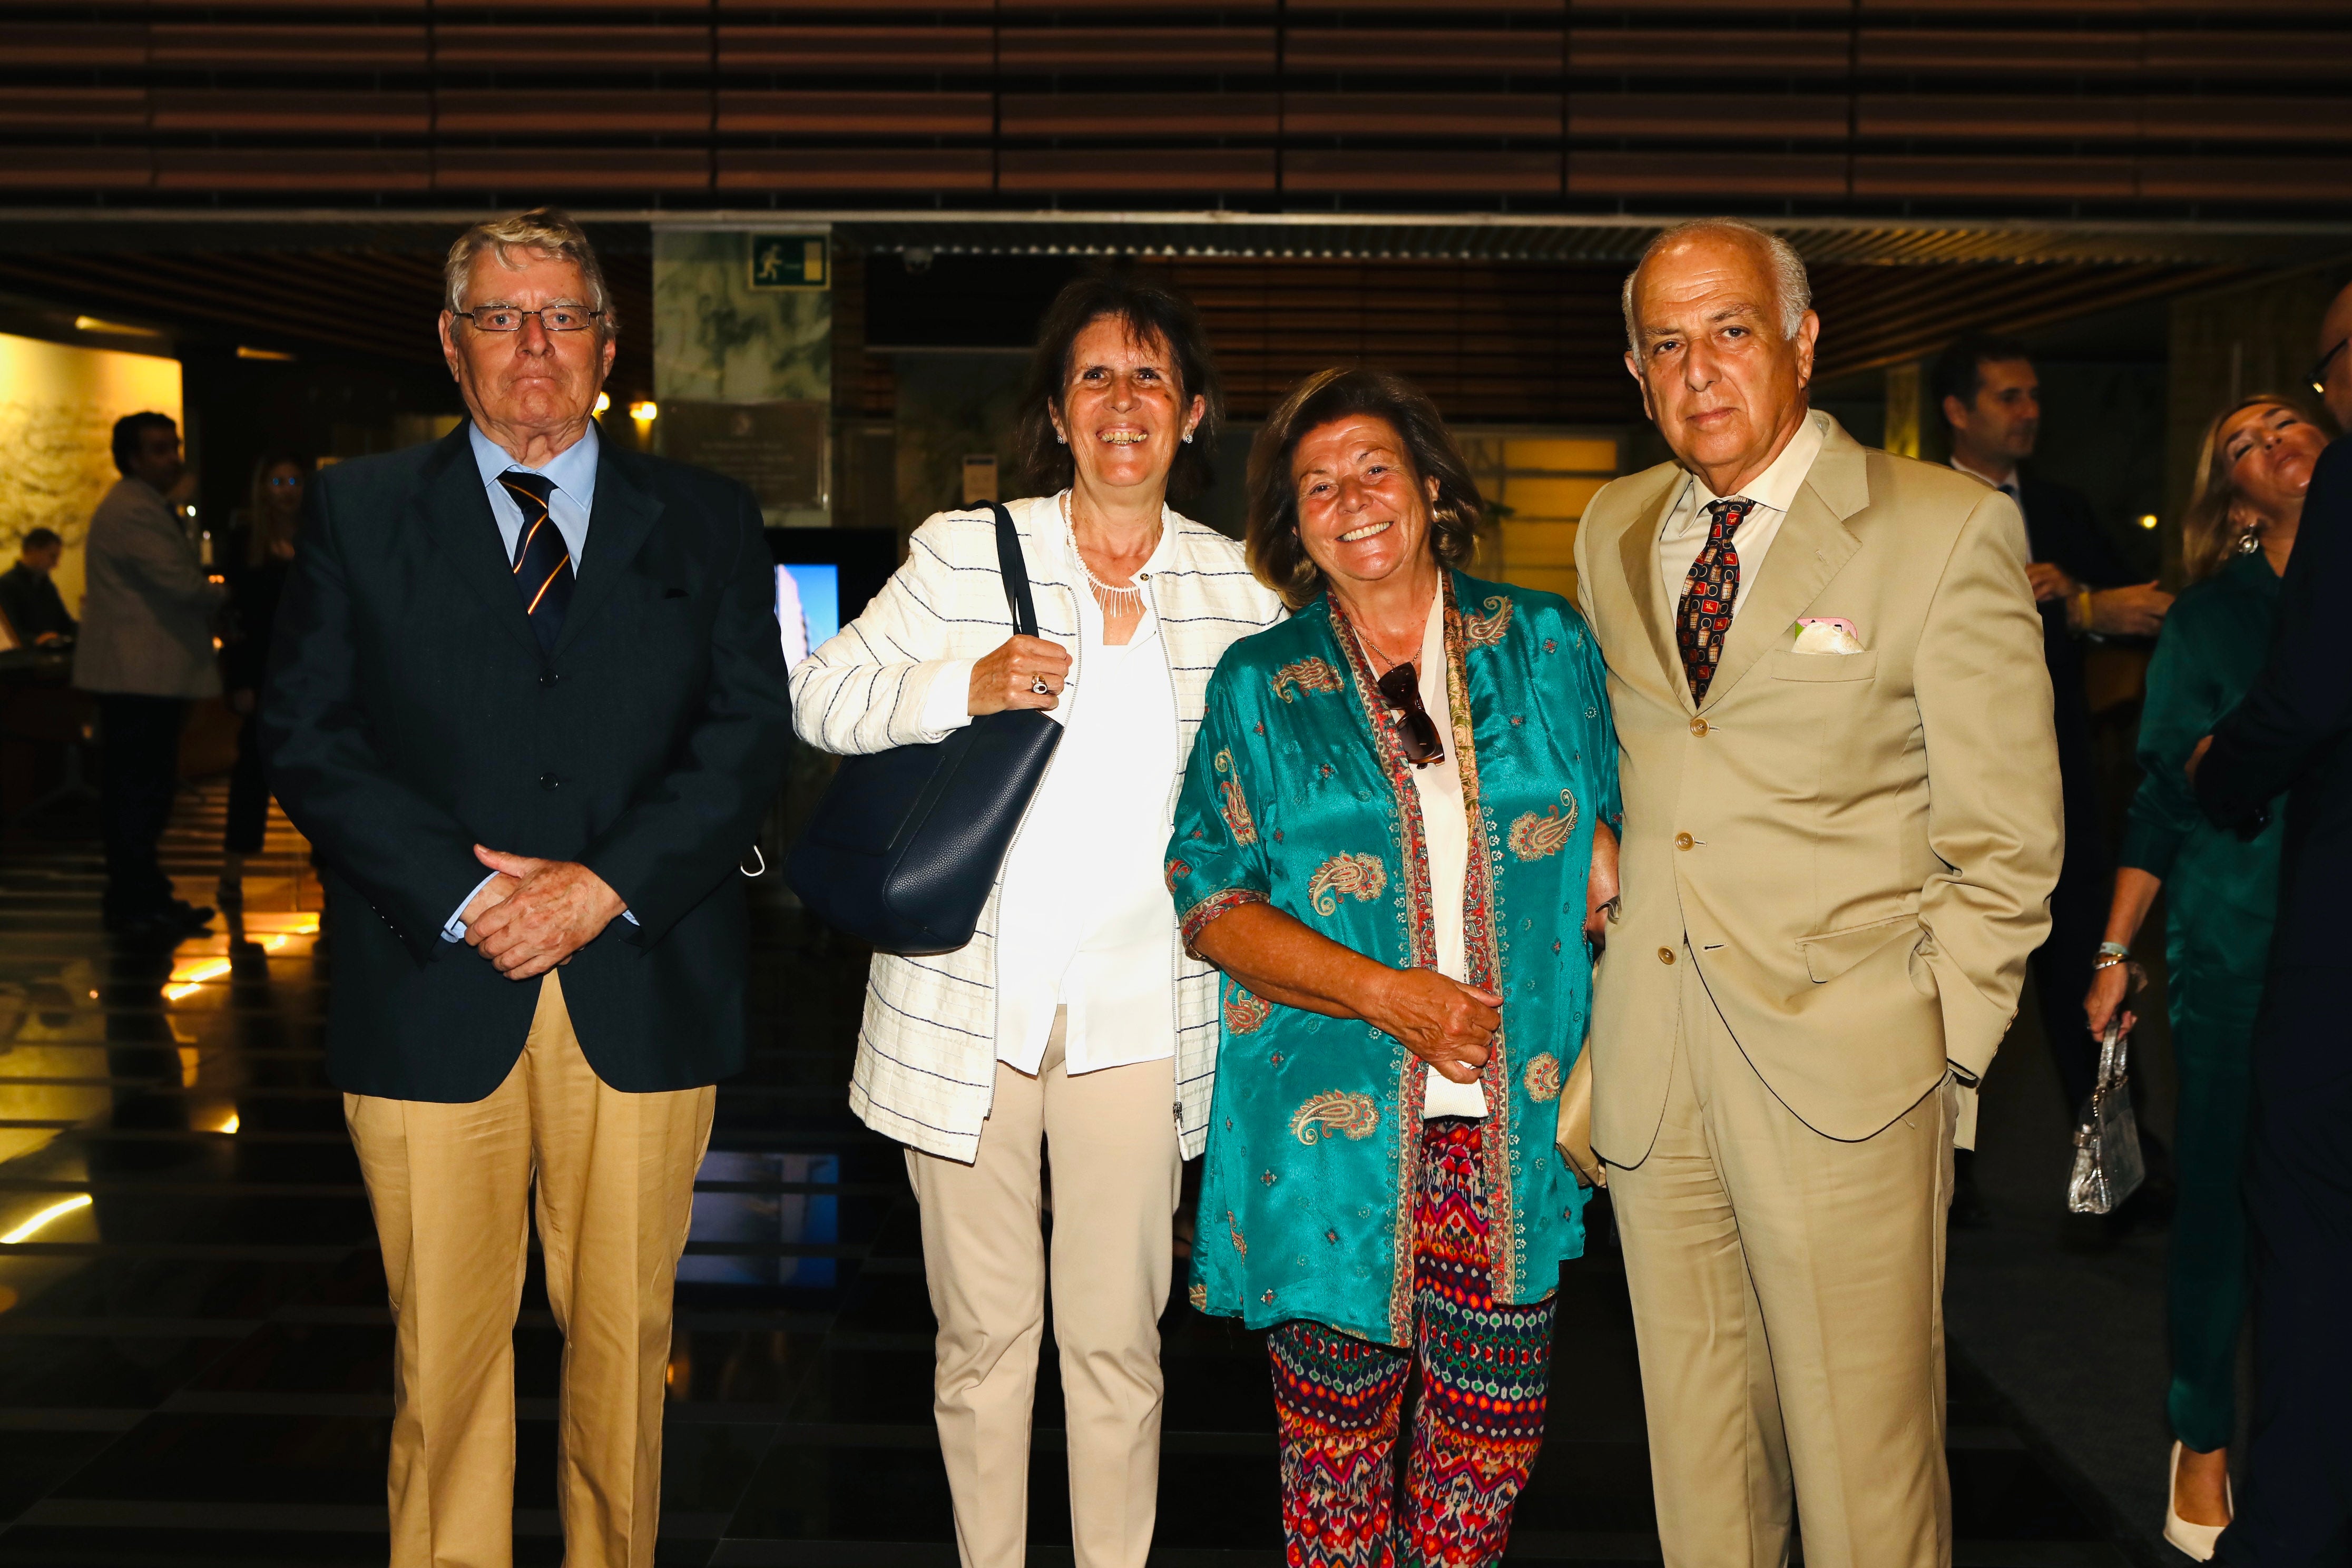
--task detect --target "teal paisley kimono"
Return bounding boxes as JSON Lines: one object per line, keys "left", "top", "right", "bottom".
{"left": 1168, "top": 570, "right": 1619, "bottom": 1348}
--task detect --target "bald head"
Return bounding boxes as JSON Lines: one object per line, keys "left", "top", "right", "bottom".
{"left": 1622, "top": 220, "right": 1811, "bottom": 354}
{"left": 1621, "top": 219, "right": 1821, "bottom": 498}
{"left": 2317, "top": 277, "right": 2352, "bottom": 428}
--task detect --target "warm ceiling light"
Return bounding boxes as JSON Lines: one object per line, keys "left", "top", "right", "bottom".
{"left": 217, "top": 1112, "right": 240, "bottom": 1135}
{"left": 2, "top": 1193, "right": 92, "bottom": 1244}
{"left": 2138, "top": 514, "right": 2160, "bottom": 530}
{"left": 629, "top": 400, "right": 658, "bottom": 423}
{"left": 237, "top": 346, "right": 295, "bottom": 361}
{"left": 75, "top": 315, "right": 160, "bottom": 337}
{"left": 594, "top": 392, "right": 611, "bottom": 415}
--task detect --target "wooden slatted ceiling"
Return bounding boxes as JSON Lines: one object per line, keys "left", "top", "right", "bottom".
{"left": 4, "top": 5, "right": 2352, "bottom": 208}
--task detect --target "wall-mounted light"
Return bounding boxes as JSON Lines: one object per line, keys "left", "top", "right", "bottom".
{"left": 594, "top": 391, "right": 611, "bottom": 415}
{"left": 629, "top": 400, "right": 659, "bottom": 425}
{"left": 2139, "top": 514, "right": 2160, "bottom": 530}
{"left": 74, "top": 315, "right": 160, "bottom": 337}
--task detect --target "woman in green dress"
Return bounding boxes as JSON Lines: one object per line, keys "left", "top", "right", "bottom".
{"left": 2083, "top": 392, "right": 2333, "bottom": 1562}
{"left": 1168, "top": 368, "right": 1619, "bottom": 1568}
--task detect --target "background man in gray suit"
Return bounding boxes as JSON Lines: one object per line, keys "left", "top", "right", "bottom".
{"left": 73, "top": 411, "right": 223, "bottom": 939}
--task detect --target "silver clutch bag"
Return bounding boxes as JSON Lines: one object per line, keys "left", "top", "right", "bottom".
{"left": 2066, "top": 1018, "right": 2146, "bottom": 1216}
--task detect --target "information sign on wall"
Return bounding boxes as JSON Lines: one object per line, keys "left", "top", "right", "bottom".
{"left": 750, "top": 237, "right": 828, "bottom": 292}
{"left": 662, "top": 400, "right": 828, "bottom": 512}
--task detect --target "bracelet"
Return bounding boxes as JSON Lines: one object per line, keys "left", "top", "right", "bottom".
{"left": 2092, "top": 955, "right": 2129, "bottom": 972}
{"left": 2072, "top": 587, "right": 2095, "bottom": 632}
{"left": 2098, "top": 941, "right": 2131, "bottom": 959}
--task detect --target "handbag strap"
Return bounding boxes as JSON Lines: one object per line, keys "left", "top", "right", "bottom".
{"left": 987, "top": 502, "right": 1039, "bottom": 639}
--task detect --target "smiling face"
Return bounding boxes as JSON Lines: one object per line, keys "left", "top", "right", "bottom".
{"left": 1290, "top": 414, "right": 1440, "bottom": 596}
{"left": 2222, "top": 401, "right": 2328, "bottom": 525}
{"left": 1050, "top": 313, "right": 1204, "bottom": 499}
{"left": 438, "top": 247, "right": 614, "bottom": 446}
{"left": 1623, "top": 232, "right": 1819, "bottom": 494}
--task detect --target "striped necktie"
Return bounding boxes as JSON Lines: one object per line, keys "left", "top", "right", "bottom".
{"left": 499, "top": 472, "right": 572, "bottom": 652}
{"left": 1674, "top": 497, "right": 1756, "bottom": 705}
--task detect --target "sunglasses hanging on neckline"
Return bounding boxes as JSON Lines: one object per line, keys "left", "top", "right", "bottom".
{"left": 1374, "top": 661, "right": 1446, "bottom": 768}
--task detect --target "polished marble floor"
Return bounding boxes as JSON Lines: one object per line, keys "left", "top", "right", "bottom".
{"left": 0, "top": 784, "right": 2139, "bottom": 1566}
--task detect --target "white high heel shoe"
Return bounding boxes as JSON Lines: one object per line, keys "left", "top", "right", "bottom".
{"left": 2164, "top": 1440, "right": 2233, "bottom": 1561}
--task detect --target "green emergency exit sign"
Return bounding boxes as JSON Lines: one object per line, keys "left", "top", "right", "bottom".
{"left": 750, "top": 236, "right": 828, "bottom": 291}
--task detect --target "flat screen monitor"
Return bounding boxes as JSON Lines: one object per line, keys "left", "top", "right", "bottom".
{"left": 765, "top": 527, "right": 898, "bottom": 669}
{"left": 775, "top": 564, "right": 838, "bottom": 667}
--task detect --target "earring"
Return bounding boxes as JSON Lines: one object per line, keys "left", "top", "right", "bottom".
{"left": 1182, "top": 430, "right": 1194, "bottom": 444}
{"left": 1055, "top": 432, "right": 1066, "bottom": 445}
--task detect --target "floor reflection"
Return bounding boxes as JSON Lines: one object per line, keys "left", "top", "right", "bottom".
{"left": 0, "top": 781, "right": 2135, "bottom": 1566}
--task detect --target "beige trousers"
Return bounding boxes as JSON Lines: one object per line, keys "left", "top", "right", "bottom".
{"left": 1607, "top": 947, "right": 1956, "bottom": 1568}
{"left": 345, "top": 972, "right": 716, "bottom": 1568}
{"left": 904, "top": 1012, "right": 1184, "bottom": 1568}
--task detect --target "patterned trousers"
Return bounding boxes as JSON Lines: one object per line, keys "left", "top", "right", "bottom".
{"left": 1267, "top": 1118, "right": 1555, "bottom": 1568}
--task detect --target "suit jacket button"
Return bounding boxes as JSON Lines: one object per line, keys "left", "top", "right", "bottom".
{"left": 1690, "top": 717, "right": 1709, "bottom": 737}
{"left": 539, "top": 772, "right": 560, "bottom": 790}
{"left": 539, "top": 671, "right": 558, "bottom": 688}
{"left": 1658, "top": 947, "right": 1676, "bottom": 965}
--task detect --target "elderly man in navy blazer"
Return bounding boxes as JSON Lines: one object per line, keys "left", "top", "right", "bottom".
{"left": 264, "top": 209, "right": 792, "bottom": 1568}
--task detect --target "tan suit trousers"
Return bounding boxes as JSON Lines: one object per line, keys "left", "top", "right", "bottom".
{"left": 1607, "top": 947, "right": 1956, "bottom": 1568}
{"left": 904, "top": 1012, "right": 1183, "bottom": 1568}
{"left": 345, "top": 972, "right": 716, "bottom": 1568}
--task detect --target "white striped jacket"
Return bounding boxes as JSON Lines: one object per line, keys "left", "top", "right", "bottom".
{"left": 789, "top": 495, "right": 1285, "bottom": 1162}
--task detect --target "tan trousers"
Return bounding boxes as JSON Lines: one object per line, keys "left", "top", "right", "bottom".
{"left": 1608, "top": 948, "right": 1956, "bottom": 1568}
{"left": 345, "top": 972, "right": 716, "bottom": 1568}
{"left": 904, "top": 1013, "right": 1183, "bottom": 1568}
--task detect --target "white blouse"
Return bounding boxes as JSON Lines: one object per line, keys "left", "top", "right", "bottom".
{"left": 920, "top": 508, "right": 1182, "bottom": 1077}
{"left": 1398, "top": 576, "right": 1489, "bottom": 1120}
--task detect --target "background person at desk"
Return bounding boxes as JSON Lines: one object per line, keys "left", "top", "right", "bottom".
{"left": 0, "top": 528, "right": 77, "bottom": 648}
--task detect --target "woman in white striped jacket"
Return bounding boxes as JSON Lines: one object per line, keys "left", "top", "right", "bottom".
{"left": 790, "top": 276, "right": 1281, "bottom": 1568}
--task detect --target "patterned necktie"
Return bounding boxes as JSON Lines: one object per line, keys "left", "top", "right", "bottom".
{"left": 1675, "top": 497, "right": 1756, "bottom": 704}
{"left": 500, "top": 472, "right": 572, "bottom": 652}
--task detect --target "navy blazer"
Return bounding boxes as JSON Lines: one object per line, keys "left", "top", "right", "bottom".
{"left": 2197, "top": 435, "right": 2352, "bottom": 979}
{"left": 262, "top": 424, "right": 793, "bottom": 1101}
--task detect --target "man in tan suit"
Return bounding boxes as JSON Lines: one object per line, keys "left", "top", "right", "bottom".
{"left": 1573, "top": 219, "right": 2062, "bottom": 1568}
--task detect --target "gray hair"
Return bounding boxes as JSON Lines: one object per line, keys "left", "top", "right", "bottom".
{"left": 1621, "top": 218, "right": 1811, "bottom": 355}
{"left": 443, "top": 207, "right": 617, "bottom": 336}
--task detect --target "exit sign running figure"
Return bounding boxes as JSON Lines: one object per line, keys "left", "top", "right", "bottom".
{"left": 750, "top": 237, "right": 828, "bottom": 291}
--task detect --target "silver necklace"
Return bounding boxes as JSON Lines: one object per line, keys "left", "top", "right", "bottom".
{"left": 1061, "top": 490, "right": 1155, "bottom": 614}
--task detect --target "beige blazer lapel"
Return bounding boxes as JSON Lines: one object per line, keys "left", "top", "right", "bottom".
{"left": 1698, "top": 417, "right": 1869, "bottom": 713}
{"left": 1617, "top": 480, "right": 1697, "bottom": 716}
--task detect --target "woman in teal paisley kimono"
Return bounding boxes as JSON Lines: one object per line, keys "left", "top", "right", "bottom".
{"left": 2081, "top": 393, "right": 2330, "bottom": 1561}
{"left": 1168, "top": 368, "right": 1619, "bottom": 1568}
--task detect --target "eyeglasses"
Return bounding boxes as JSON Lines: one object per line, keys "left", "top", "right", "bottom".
{"left": 1374, "top": 662, "right": 1445, "bottom": 768}
{"left": 454, "top": 305, "right": 604, "bottom": 334}
{"left": 2312, "top": 336, "right": 2348, "bottom": 396}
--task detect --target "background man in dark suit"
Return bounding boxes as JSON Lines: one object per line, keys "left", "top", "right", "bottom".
{"left": 0, "top": 527, "right": 77, "bottom": 645}
{"left": 264, "top": 209, "right": 792, "bottom": 1568}
{"left": 1934, "top": 334, "right": 2173, "bottom": 1182}
{"left": 2191, "top": 276, "right": 2352, "bottom": 1568}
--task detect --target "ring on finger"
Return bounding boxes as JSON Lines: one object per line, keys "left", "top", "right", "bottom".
{"left": 1031, "top": 677, "right": 1051, "bottom": 694}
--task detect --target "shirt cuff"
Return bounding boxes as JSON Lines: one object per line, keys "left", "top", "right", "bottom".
{"left": 916, "top": 658, "right": 977, "bottom": 740}
{"left": 443, "top": 871, "right": 501, "bottom": 942}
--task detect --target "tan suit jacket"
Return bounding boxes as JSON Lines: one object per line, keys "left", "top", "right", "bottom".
{"left": 1575, "top": 413, "right": 2062, "bottom": 1161}
{"left": 72, "top": 476, "right": 222, "bottom": 699}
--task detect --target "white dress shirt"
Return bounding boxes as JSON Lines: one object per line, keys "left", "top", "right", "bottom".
{"left": 443, "top": 421, "right": 628, "bottom": 942}
{"left": 1949, "top": 455, "right": 2024, "bottom": 522}
{"left": 920, "top": 504, "right": 1183, "bottom": 1077}
{"left": 1654, "top": 410, "right": 1827, "bottom": 628}
{"left": 1392, "top": 576, "right": 1489, "bottom": 1121}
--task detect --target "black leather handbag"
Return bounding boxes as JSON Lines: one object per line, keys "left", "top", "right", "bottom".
{"left": 786, "top": 503, "right": 1063, "bottom": 955}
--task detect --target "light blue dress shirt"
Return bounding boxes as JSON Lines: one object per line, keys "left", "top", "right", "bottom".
{"left": 471, "top": 419, "right": 599, "bottom": 567}
{"left": 444, "top": 420, "right": 632, "bottom": 942}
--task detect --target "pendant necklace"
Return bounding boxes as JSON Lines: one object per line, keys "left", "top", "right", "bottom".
{"left": 1062, "top": 490, "right": 1155, "bottom": 615}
